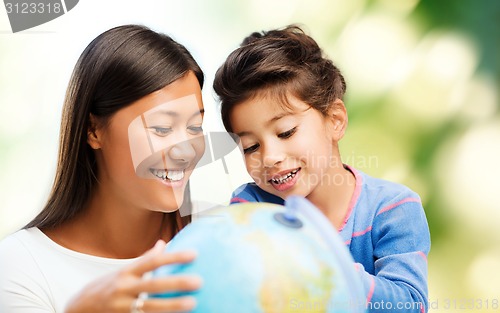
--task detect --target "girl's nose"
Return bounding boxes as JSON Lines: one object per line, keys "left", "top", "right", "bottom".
{"left": 262, "top": 144, "right": 285, "bottom": 168}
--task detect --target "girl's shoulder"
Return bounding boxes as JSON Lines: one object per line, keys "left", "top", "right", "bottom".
{"left": 351, "top": 168, "right": 424, "bottom": 221}
{"left": 231, "top": 183, "right": 285, "bottom": 204}
{"left": 355, "top": 168, "right": 420, "bottom": 201}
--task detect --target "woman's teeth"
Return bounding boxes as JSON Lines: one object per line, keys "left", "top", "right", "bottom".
{"left": 271, "top": 169, "right": 299, "bottom": 184}
{"left": 150, "top": 169, "right": 185, "bottom": 181}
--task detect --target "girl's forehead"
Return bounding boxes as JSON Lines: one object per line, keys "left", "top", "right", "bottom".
{"left": 231, "top": 94, "right": 313, "bottom": 135}
{"left": 243, "top": 91, "right": 310, "bottom": 115}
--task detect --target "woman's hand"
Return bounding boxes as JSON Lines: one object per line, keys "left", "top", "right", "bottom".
{"left": 65, "top": 240, "right": 201, "bottom": 313}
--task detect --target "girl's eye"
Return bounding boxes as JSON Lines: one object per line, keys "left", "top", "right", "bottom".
{"left": 243, "top": 143, "right": 259, "bottom": 154}
{"left": 149, "top": 127, "right": 172, "bottom": 136}
{"left": 188, "top": 125, "right": 203, "bottom": 134}
{"left": 278, "top": 127, "right": 297, "bottom": 139}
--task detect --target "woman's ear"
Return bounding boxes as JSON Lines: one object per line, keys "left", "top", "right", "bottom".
{"left": 87, "top": 114, "right": 102, "bottom": 150}
{"left": 326, "top": 99, "right": 348, "bottom": 141}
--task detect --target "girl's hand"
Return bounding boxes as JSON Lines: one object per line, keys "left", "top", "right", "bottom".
{"left": 65, "top": 240, "right": 201, "bottom": 313}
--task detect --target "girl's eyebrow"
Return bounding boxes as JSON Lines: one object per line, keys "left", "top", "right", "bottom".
{"left": 236, "top": 111, "right": 292, "bottom": 137}
{"left": 236, "top": 131, "right": 250, "bottom": 137}
{"left": 267, "top": 112, "right": 292, "bottom": 124}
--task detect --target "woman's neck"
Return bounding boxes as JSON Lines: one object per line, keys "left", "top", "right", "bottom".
{"left": 43, "top": 192, "right": 173, "bottom": 259}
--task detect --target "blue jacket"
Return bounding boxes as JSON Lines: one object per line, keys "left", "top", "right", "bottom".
{"left": 230, "top": 166, "right": 430, "bottom": 312}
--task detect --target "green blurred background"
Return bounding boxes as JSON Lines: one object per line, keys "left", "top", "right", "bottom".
{"left": 1, "top": 0, "right": 498, "bottom": 311}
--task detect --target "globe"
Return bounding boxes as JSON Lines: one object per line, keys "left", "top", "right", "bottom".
{"left": 151, "top": 196, "right": 366, "bottom": 313}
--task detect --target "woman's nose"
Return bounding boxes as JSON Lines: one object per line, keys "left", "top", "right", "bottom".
{"left": 168, "top": 138, "right": 197, "bottom": 163}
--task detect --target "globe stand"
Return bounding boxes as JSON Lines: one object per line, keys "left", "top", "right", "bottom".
{"left": 273, "top": 212, "right": 303, "bottom": 228}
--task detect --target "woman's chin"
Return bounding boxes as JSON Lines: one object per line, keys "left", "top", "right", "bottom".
{"left": 160, "top": 196, "right": 185, "bottom": 213}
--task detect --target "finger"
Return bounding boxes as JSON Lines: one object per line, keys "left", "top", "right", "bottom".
{"left": 128, "top": 249, "right": 198, "bottom": 276}
{"left": 142, "top": 296, "right": 197, "bottom": 313}
{"left": 145, "top": 239, "right": 168, "bottom": 256}
{"left": 133, "top": 275, "right": 203, "bottom": 294}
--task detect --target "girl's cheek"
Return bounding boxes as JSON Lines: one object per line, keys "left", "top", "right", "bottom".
{"left": 245, "top": 157, "right": 262, "bottom": 177}
{"left": 248, "top": 167, "right": 262, "bottom": 182}
{"left": 245, "top": 152, "right": 260, "bottom": 167}
{"left": 291, "top": 131, "right": 308, "bottom": 145}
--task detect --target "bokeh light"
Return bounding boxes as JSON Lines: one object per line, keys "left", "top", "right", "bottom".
{"left": 1, "top": 0, "right": 498, "bottom": 311}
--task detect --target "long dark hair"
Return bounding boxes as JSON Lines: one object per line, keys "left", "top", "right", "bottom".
{"left": 213, "top": 25, "right": 345, "bottom": 132}
{"left": 25, "top": 25, "right": 204, "bottom": 231}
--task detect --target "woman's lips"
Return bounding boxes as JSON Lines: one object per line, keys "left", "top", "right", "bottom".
{"left": 149, "top": 168, "right": 188, "bottom": 187}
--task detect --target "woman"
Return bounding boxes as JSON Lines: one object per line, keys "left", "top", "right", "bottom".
{"left": 0, "top": 24, "right": 205, "bottom": 313}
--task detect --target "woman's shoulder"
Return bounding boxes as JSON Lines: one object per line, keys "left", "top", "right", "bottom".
{"left": 0, "top": 228, "right": 52, "bottom": 303}
{"left": 0, "top": 227, "right": 139, "bottom": 312}
{"left": 0, "top": 228, "right": 41, "bottom": 256}
{"left": 0, "top": 228, "right": 49, "bottom": 270}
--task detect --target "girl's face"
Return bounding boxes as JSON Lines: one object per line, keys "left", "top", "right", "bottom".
{"left": 230, "top": 93, "right": 344, "bottom": 200}
{"left": 90, "top": 72, "right": 205, "bottom": 213}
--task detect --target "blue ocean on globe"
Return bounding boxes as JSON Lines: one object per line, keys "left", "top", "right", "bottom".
{"left": 151, "top": 196, "right": 366, "bottom": 313}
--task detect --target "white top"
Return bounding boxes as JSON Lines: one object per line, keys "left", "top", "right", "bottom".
{"left": 0, "top": 228, "right": 138, "bottom": 313}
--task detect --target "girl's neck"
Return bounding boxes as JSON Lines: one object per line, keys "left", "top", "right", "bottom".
{"left": 306, "top": 163, "right": 356, "bottom": 230}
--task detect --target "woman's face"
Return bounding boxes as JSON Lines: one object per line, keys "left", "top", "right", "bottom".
{"left": 92, "top": 72, "right": 205, "bottom": 213}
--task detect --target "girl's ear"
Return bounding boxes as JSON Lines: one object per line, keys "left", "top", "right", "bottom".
{"left": 326, "top": 99, "right": 348, "bottom": 141}
{"left": 87, "top": 114, "right": 102, "bottom": 150}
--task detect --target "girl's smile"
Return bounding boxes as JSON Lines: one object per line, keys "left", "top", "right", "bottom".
{"left": 268, "top": 167, "right": 301, "bottom": 192}
{"left": 230, "top": 91, "right": 342, "bottom": 201}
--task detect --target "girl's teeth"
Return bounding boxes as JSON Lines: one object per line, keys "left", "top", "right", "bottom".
{"left": 150, "top": 169, "right": 185, "bottom": 181}
{"left": 272, "top": 169, "right": 298, "bottom": 184}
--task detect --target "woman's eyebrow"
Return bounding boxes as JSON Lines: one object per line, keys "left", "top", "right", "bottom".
{"left": 152, "top": 108, "right": 205, "bottom": 118}
{"left": 195, "top": 108, "right": 205, "bottom": 117}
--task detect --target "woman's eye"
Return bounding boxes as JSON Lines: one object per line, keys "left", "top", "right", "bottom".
{"left": 149, "top": 127, "right": 172, "bottom": 136}
{"left": 188, "top": 125, "right": 204, "bottom": 134}
{"left": 243, "top": 143, "right": 259, "bottom": 154}
{"left": 278, "top": 127, "right": 297, "bottom": 139}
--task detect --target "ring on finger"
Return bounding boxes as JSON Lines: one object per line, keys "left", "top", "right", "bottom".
{"left": 130, "top": 297, "right": 145, "bottom": 313}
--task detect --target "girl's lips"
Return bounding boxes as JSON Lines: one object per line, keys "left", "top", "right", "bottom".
{"left": 268, "top": 168, "right": 301, "bottom": 192}
{"left": 268, "top": 168, "right": 300, "bottom": 183}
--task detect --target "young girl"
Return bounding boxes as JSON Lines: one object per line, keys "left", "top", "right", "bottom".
{"left": 0, "top": 25, "right": 205, "bottom": 313}
{"left": 214, "top": 25, "right": 430, "bottom": 312}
